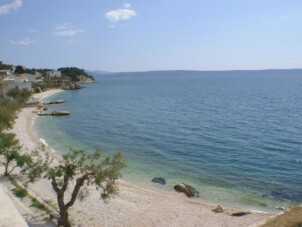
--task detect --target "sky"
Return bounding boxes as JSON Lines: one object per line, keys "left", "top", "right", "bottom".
{"left": 0, "top": 0, "right": 302, "bottom": 72}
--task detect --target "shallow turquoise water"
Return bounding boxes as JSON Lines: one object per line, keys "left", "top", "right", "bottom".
{"left": 35, "top": 70, "right": 302, "bottom": 211}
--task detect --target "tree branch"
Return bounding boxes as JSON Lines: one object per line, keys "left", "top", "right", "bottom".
{"left": 8, "top": 165, "right": 17, "bottom": 174}
{"left": 62, "top": 175, "right": 69, "bottom": 193}
{"left": 51, "top": 177, "right": 61, "bottom": 194}
{"left": 65, "top": 173, "right": 91, "bottom": 209}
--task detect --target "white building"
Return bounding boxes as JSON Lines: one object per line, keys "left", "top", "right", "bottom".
{"left": 0, "top": 70, "right": 12, "bottom": 80}
{"left": 45, "top": 70, "right": 61, "bottom": 79}
{"left": 0, "top": 75, "right": 32, "bottom": 97}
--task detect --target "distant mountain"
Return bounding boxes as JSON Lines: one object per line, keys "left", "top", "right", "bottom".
{"left": 108, "top": 68, "right": 302, "bottom": 77}
{"left": 85, "top": 69, "right": 111, "bottom": 76}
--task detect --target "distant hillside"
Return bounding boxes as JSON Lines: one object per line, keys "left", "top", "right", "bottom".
{"left": 85, "top": 69, "right": 111, "bottom": 77}
{"left": 108, "top": 68, "right": 302, "bottom": 77}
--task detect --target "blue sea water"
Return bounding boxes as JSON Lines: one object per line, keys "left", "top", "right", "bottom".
{"left": 35, "top": 70, "right": 302, "bottom": 211}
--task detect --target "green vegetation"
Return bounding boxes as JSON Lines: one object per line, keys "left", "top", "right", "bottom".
{"left": 14, "top": 65, "right": 36, "bottom": 75}
{"left": 25, "top": 148, "right": 125, "bottom": 227}
{"left": 58, "top": 67, "right": 94, "bottom": 82}
{"left": 0, "top": 97, "right": 23, "bottom": 131}
{"left": 3, "top": 148, "right": 32, "bottom": 176}
{"left": 0, "top": 88, "right": 33, "bottom": 177}
{"left": 11, "top": 187, "right": 28, "bottom": 199}
{"left": 0, "top": 61, "right": 13, "bottom": 70}
{"left": 7, "top": 87, "right": 32, "bottom": 104}
{"left": 33, "top": 79, "right": 57, "bottom": 92}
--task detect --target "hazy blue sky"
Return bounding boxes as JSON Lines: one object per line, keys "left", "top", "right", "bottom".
{"left": 0, "top": 0, "right": 301, "bottom": 71}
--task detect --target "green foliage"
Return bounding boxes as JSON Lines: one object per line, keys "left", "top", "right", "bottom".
{"left": 14, "top": 65, "right": 25, "bottom": 74}
{"left": 26, "top": 148, "right": 125, "bottom": 227}
{"left": 32, "top": 82, "right": 49, "bottom": 93}
{"left": 0, "top": 107, "right": 14, "bottom": 131}
{"left": 0, "top": 98, "right": 21, "bottom": 112}
{"left": 6, "top": 87, "right": 32, "bottom": 104}
{"left": 0, "top": 133, "right": 19, "bottom": 152}
{"left": 58, "top": 67, "right": 94, "bottom": 82}
{"left": 1, "top": 143, "right": 32, "bottom": 177}
{"left": 0, "top": 133, "right": 20, "bottom": 176}
{"left": 44, "top": 79, "right": 56, "bottom": 88}
{"left": 14, "top": 65, "right": 35, "bottom": 75}
{"left": 0, "top": 61, "right": 13, "bottom": 70}
{"left": 36, "top": 69, "right": 53, "bottom": 75}
{"left": 0, "top": 92, "right": 32, "bottom": 177}
{"left": 0, "top": 99, "right": 21, "bottom": 131}
{"left": 11, "top": 187, "right": 28, "bottom": 198}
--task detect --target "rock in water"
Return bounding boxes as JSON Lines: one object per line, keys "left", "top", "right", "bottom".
{"left": 259, "top": 202, "right": 267, "bottom": 207}
{"left": 174, "top": 183, "right": 199, "bottom": 198}
{"left": 151, "top": 177, "right": 166, "bottom": 185}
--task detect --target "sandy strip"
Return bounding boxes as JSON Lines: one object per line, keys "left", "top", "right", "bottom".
{"left": 11, "top": 89, "right": 273, "bottom": 227}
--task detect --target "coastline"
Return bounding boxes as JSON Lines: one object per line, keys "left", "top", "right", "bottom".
{"left": 11, "top": 89, "right": 273, "bottom": 226}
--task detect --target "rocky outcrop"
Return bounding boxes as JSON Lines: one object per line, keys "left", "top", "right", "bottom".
{"left": 174, "top": 183, "right": 199, "bottom": 198}
{"left": 151, "top": 177, "right": 166, "bottom": 185}
{"left": 61, "top": 82, "right": 82, "bottom": 90}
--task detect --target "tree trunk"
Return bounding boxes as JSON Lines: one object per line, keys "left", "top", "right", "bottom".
{"left": 57, "top": 193, "right": 71, "bottom": 227}
{"left": 4, "top": 161, "right": 10, "bottom": 176}
{"left": 60, "top": 208, "right": 70, "bottom": 227}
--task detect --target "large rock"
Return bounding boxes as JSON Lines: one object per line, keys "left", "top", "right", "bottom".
{"left": 151, "top": 177, "right": 166, "bottom": 185}
{"left": 212, "top": 205, "right": 224, "bottom": 213}
{"left": 174, "top": 183, "right": 199, "bottom": 198}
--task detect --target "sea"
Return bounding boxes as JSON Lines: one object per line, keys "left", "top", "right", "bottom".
{"left": 34, "top": 70, "right": 302, "bottom": 212}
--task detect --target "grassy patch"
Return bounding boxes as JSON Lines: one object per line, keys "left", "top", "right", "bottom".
{"left": 11, "top": 187, "right": 28, "bottom": 198}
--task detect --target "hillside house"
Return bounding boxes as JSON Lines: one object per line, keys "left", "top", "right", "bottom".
{"left": 45, "top": 70, "right": 61, "bottom": 79}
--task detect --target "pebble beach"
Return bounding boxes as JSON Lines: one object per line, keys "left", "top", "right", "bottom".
{"left": 9, "top": 89, "right": 273, "bottom": 227}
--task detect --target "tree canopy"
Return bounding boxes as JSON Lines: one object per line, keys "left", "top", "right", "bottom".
{"left": 0, "top": 61, "right": 13, "bottom": 70}
{"left": 0, "top": 88, "right": 33, "bottom": 177}
{"left": 14, "top": 65, "right": 36, "bottom": 75}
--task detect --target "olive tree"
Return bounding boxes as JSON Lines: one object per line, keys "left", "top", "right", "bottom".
{"left": 25, "top": 149, "right": 125, "bottom": 227}
{"left": 0, "top": 132, "right": 32, "bottom": 177}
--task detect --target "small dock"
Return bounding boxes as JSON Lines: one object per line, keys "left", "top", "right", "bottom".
{"left": 43, "top": 99, "right": 65, "bottom": 104}
{"left": 38, "top": 111, "right": 70, "bottom": 116}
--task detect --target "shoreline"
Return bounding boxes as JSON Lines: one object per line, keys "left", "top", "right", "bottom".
{"left": 11, "top": 89, "right": 273, "bottom": 226}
